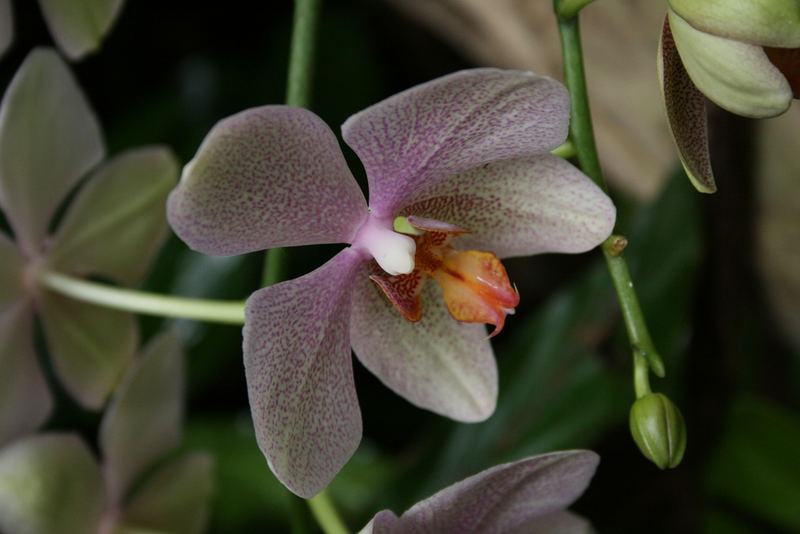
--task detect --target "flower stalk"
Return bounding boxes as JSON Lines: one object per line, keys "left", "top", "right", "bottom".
{"left": 38, "top": 271, "right": 246, "bottom": 325}
{"left": 307, "top": 490, "right": 350, "bottom": 534}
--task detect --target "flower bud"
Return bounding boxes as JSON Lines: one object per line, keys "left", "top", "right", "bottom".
{"left": 629, "top": 393, "right": 687, "bottom": 469}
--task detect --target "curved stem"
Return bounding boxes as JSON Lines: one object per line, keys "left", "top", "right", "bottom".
{"left": 307, "top": 490, "right": 350, "bottom": 534}
{"left": 39, "top": 271, "right": 245, "bottom": 325}
{"left": 554, "top": 9, "right": 665, "bottom": 377}
{"left": 262, "top": 0, "right": 323, "bottom": 287}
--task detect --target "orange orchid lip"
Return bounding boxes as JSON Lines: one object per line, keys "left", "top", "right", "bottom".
{"left": 371, "top": 217, "right": 519, "bottom": 336}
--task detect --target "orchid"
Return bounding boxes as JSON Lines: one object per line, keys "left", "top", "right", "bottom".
{"left": 658, "top": 0, "right": 800, "bottom": 192}
{"left": 359, "top": 450, "right": 599, "bottom": 534}
{"left": 168, "top": 68, "right": 615, "bottom": 497}
{"left": 0, "top": 332, "right": 214, "bottom": 534}
{"left": 0, "top": 0, "right": 125, "bottom": 59}
{"left": 0, "top": 47, "right": 177, "bottom": 442}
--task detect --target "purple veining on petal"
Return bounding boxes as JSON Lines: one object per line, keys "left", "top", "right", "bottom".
{"left": 401, "top": 155, "right": 615, "bottom": 258}
{"left": 342, "top": 69, "right": 570, "bottom": 216}
{"left": 350, "top": 261, "right": 497, "bottom": 422}
{"left": 167, "top": 105, "right": 368, "bottom": 256}
{"left": 243, "top": 248, "right": 365, "bottom": 498}
{"left": 396, "top": 451, "right": 599, "bottom": 534}
{"left": 659, "top": 15, "right": 716, "bottom": 193}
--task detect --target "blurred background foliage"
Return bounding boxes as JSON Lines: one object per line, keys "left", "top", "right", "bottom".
{"left": 2, "top": 0, "right": 799, "bottom": 533}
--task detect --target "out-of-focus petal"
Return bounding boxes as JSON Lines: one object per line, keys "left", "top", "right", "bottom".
{"left": 342, "top": 69, "right": 570, "bottom": 216}
{"left": 350, "top": 265, "right": 497, "bottom": 422}
{"left": 47, "top": 146, "right": 178, "bottom": 285}
{"left": 361, "top": 451, "right": 599, "bottom": 534}
{"left": 0, "top": 48, "right": 104, "bottom": 255}
{"left": 0, "top": 303, "right": 52, "bottom": 448}
{"left": 99, "top": 330, "right": 184, "bottom": 505}
{"left": 0, "top": 433, "right": 104, "bottom": 534}
{"left": 167, "top": 105, "right": 368, "bottom": 256}
{"left": 401, "top": 155, "right": 615, "bottom": 258}
{"left": 38, "top": 291, "right": 136, "bottom": 410}
{"left": 120, "top": 452, "right": 214, "bottom": 534}
{"left": 669, "top": 0, "right": 800, "bottom": 48}
{"left": 669, "top": 8, "right": 792, "bottom": 118}
{"left": 37, "top": 0, "right": 125, "bottom": 60}
{"left": 0, "top": 231, "right": 24, "bottom": 311}
{"left": 508, "top": 510, "right": 594, "bottom": 534}
{"left": 243, "top": 248, "right": 364, "bottom": 498}
{"left": 659, "top": 16, "right": 716, "bottom": 193}
{"left": 0, "top": 0, "right": 12, "bottom": 57}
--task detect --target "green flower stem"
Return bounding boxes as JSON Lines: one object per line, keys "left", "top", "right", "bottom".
{"left": 262, "top": 0, "right": 323, "bottom": 287}
{"left": 551, "top": 139, "right": 576, "bottom": 159}
{"left": 633, "top": 352, "right": 653, "bottom": 399}
{"left": 555, "top": 0, "right": 598, "bottom": 19}
{"left": 307, "top": 490, "right": 350, "bottom": 534}
{"left": 38, "top": 271, "right": 245, "bottom": 325}
{"left": 554, "top": 6, "right": 665, "bottom": 378}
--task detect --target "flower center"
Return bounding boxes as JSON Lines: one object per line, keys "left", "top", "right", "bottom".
{"left": 370, "top": 216, "right": 519, "bottom": 337}
{"left": 352, "top": 215, "right": 416, "bottom": 276}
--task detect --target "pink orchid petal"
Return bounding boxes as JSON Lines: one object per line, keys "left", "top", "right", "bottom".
{"left": 363, "top": 451, "right": 599, "bottom": 534}
{"left": 243, "top": 248, "right": 364, "bottom": 498}
{"left": 659, "top": 16, "right": 716, "bottom": 193}
{"left": 121, "top": 452, "right": 214, "bottom": 534}
{"left": 0, "top": 231, "right": 24, "bottom": 311}
{"left": 342, "top": 69, "right": 570, "bottom": 216}
{"left": 38, "top": 291, "right": 137, "bottom": 410}
{"left": 0, "top": 433, "right": 104, "bottom": 534}
{"left": 47, "top": 146, "right": 178, "bottom": 286}
{"left": 0, "top": 302, "right": 52, "bottom": 447}
{"left": 167, "top": 106, "right": 368, "bottom": 256}
{"left": 38, "top": 0, "right": 125, "bottom": 60}
{"left": 350, "top": 263, "right": 497, "bottom": 422}
{"left": 100, "top": 331, "right": 184, "bottom": 505}
{"left": 401, "top": 155, "right": 615, "bottom": 259}
{"left": 0, "top": 48, "right": 104, "bottom": 255}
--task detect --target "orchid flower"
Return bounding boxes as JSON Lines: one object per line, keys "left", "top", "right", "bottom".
{"left": 0, "top": 0, "right": 125, "bottom": 59}
{"left": 167, "top": 68, "right": 616, "bottom": 497}
{"left": 659, "top": 0, "right": 800, "bottom": 192}
{"left": 0, "top": 332, "right": 214, "bottom": 534}
{"left": 0, "top": 48, "right": 177, "bottom": 442}
{"left": 359, "top": 450, "right": 599, "bottom": 534}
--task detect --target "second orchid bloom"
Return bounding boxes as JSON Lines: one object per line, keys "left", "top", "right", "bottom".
{"left": 167, "top": 69, "right": 615, "bottom": 497}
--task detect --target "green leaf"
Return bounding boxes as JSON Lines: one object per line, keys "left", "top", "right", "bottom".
{"left": 0, "top": 433, "right": 104, "bottom": 534}
{"left": 38, "top": 290, "right": 136, "bottom": 410}
{"left": 100, "top": 330, "right": 184, "bottom": 504}
{"left": 47, "top": 146, "right": 179, "bottom": 286}
{"left": 705, "top": 395, "right": 800, "bottom": 531}
{"left": 121, "top": 452, "right": 214, "bottom": 534}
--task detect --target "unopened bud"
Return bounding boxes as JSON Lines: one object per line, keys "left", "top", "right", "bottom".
{"left": 629, "top": 393, "right": 687, "bottom": 469}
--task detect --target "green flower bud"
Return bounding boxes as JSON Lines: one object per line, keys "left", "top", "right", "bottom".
{"left": 629, "top": 393, "right": 687, "bottom": 469}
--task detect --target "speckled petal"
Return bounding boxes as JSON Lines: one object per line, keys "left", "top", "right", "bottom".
{"left": 0, "top": 303, "right": 52, "bottom": 448}
{"left": 0, "top": 48, "right": 104, "bottom": 255}
{"left": 669, "top": 8, "right": 792, "bottom": 118}
{"left": 350, "top": 263, "right": 497, "bottom": 422}
{"left": 0, "top": 433, "right": 104, "bottom": 534}
{"left": 243, "top": 248, "right": 364, "bottom": 498}
{"left": 401, "top": 154, "right": 615, "bottom": 258}
{"left": 38, "top": 291, "right": 136, "bottom": 410}
{"left": 659, "top": 16, "right": 716, "bottom": 193}
{"left": 0, "top": 0, "right": 11, "bottom": 57}
{"left": 38, "top": 0, "right": 125, "bottom": 60}
{"left": 342, "top": 69, "right": 570, "bottom": 216}
{"left": 121, "top": 453, "right": 214, "bottom": 534}
{"left": 47, "top": 146, "right": 178, "bottom": 285}
{"left": 669, "top": 0, "right": 800, "bottom": 48}
{"left": 362, "top": 451, "right": 599, "bottom": 534}
{"left": 0, "top": 231, "right": 24, "bottom": 311}
{"left": 167, "top": 106, "right": 368, "bottom": 256}
{"left": 100, "top": 331, "right": 184, "bottom": 505}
